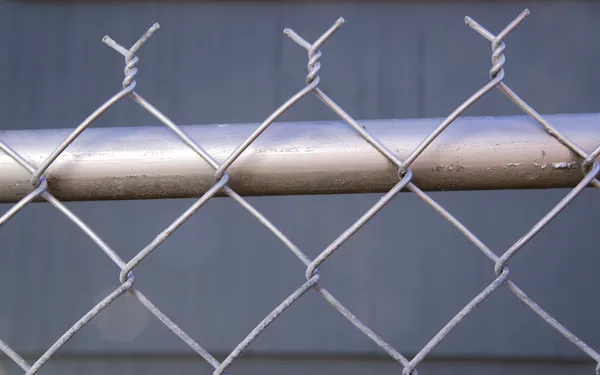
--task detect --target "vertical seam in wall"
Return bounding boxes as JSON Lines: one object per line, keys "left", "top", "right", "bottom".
{"left": 273, "top": 5, "right": 285, "bottom": 110}
{"left": 376, "top": 11, "right": 384, "bottom": 118}
{"left": 417, "top": 26, "right": 426, "bottom": 118}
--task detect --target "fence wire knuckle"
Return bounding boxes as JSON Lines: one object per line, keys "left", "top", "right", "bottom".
{"left": 0, "top": 8, "right": 599, "bottom": 375}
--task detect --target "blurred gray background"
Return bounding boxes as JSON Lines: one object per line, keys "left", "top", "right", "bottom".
{"left": 1, "top": 0, "right": 600, "bottom": 374}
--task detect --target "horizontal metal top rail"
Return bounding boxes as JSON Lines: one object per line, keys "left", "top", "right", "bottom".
{"left": 1, "top": 112, "right": 598, "bottom": 203}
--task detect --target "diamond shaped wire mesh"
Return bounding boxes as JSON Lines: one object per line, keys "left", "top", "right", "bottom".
{"left": 0, "top": 8, "right": 599, "bottom": 375}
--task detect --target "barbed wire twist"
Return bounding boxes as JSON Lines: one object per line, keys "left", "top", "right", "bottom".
{"left": 0, "top": 8, "right": 598, "bottom": 375}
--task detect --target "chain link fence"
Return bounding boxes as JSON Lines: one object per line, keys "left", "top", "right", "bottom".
{"left": 1, "top": 8, "right": 599, "bottom": 375}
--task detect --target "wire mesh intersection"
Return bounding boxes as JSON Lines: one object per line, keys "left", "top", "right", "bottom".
{"left": 1, "top": 8, "right": 599, "bottom": 375}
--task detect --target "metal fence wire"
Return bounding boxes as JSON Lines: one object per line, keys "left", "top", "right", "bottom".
{"left": 1, "top": 8, "right": 599, "bottom": 375}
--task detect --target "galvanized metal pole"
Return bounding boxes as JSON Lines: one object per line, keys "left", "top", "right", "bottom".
{"left": 0, "top": 112, "right": 599, "bottom": 203}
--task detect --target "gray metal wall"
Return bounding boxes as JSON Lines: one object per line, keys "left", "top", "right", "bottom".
{"left": 1, "top": 1, "right": 600, "bottom": 374}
